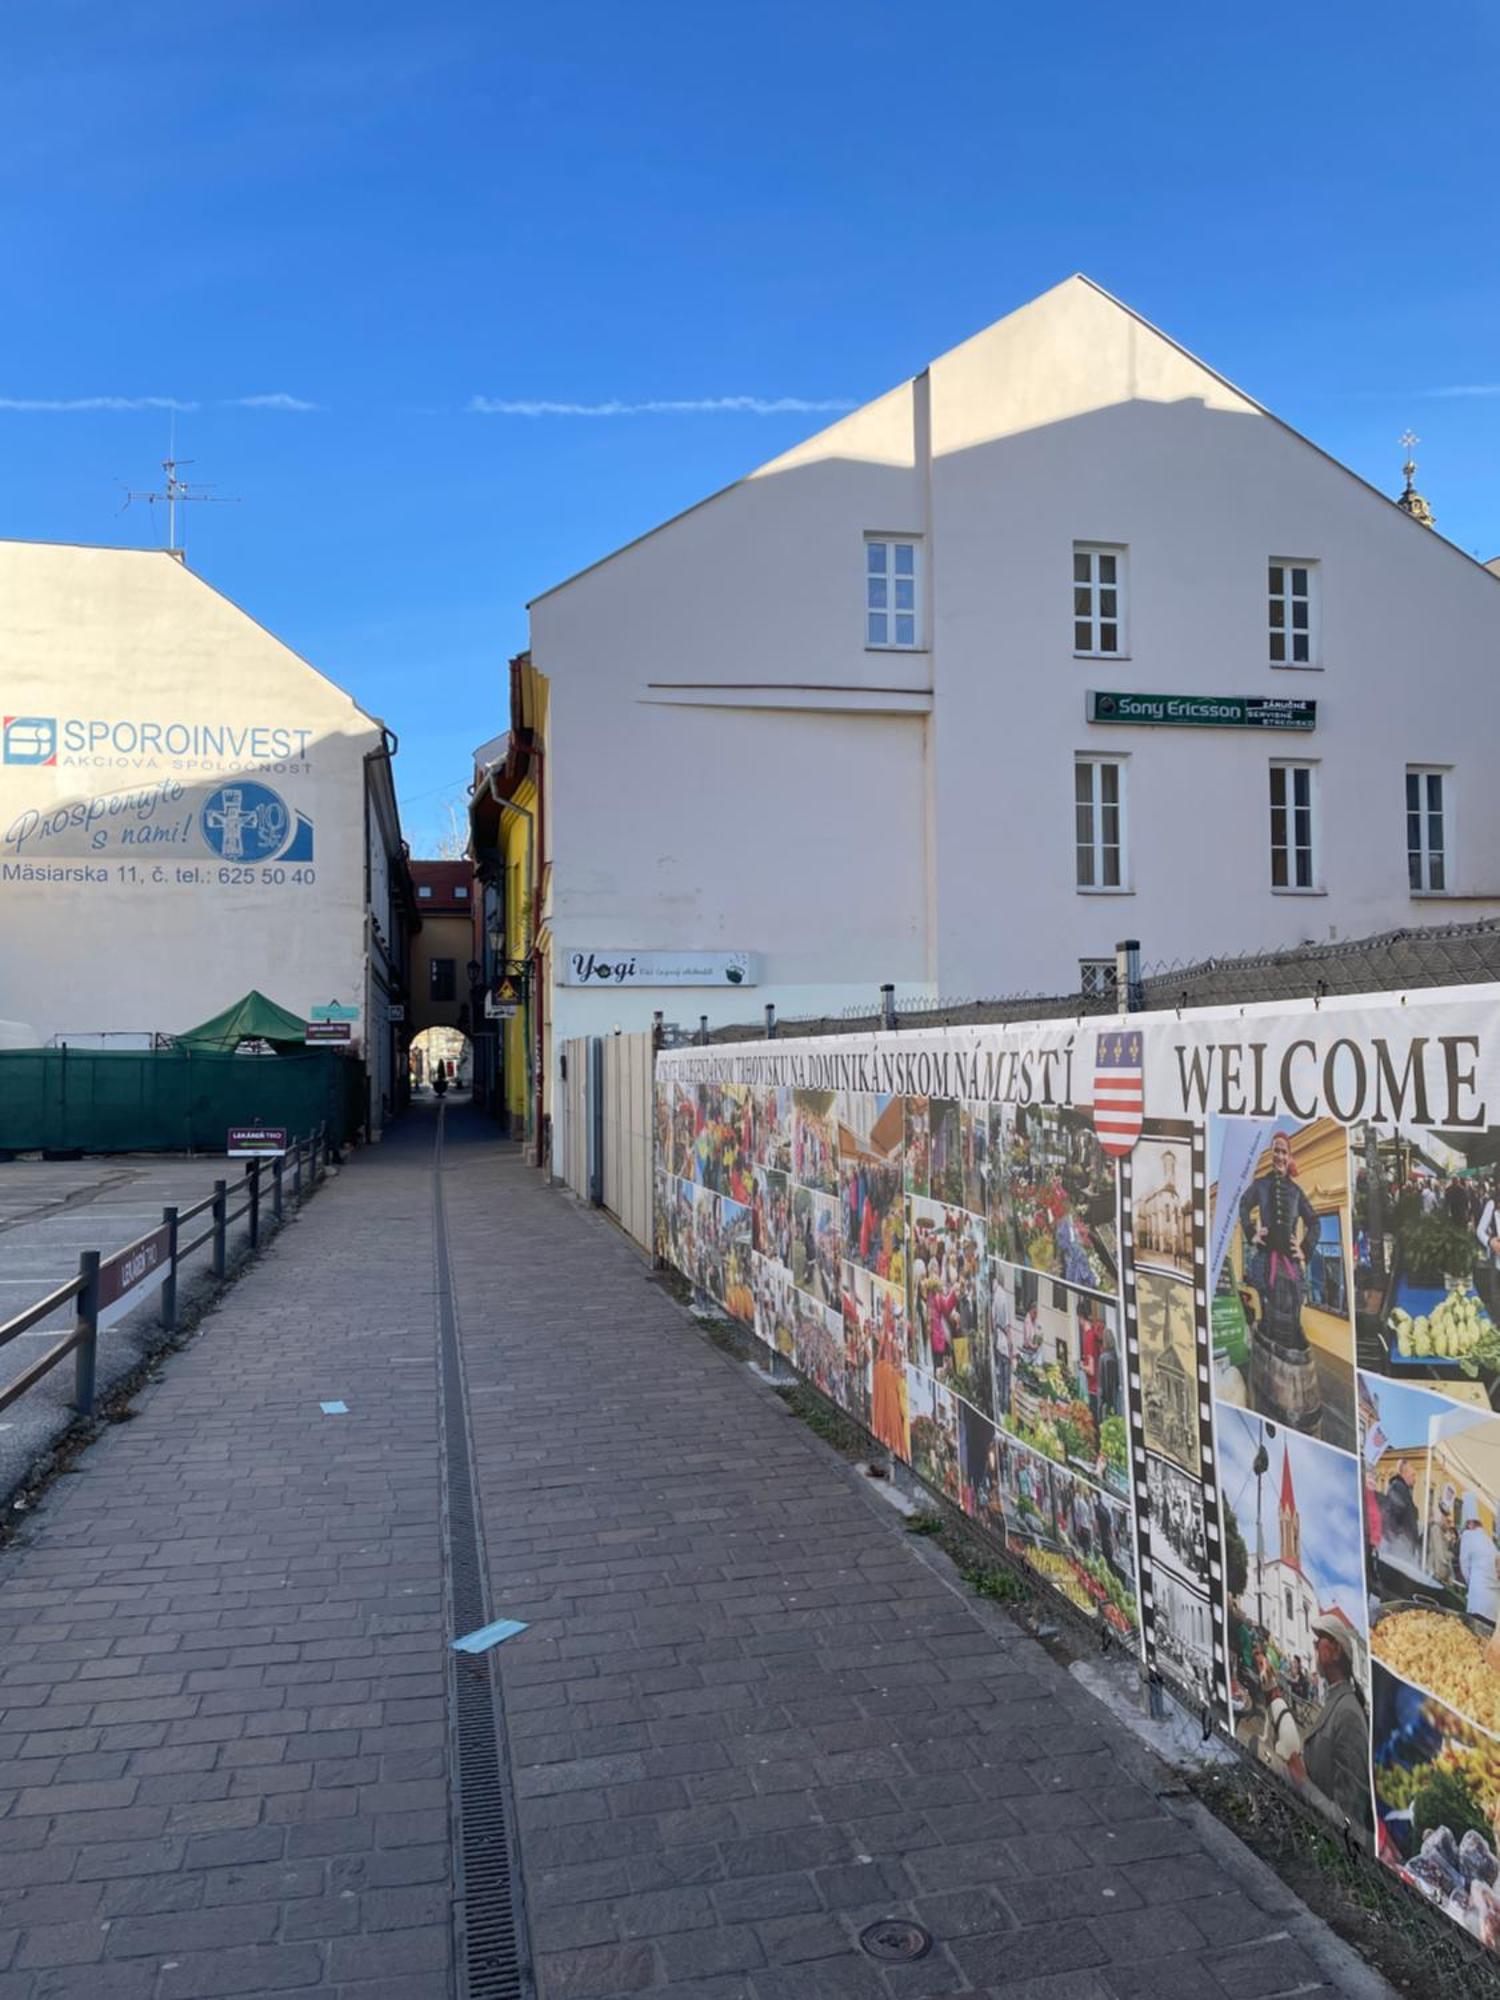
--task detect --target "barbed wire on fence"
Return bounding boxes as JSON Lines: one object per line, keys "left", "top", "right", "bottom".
{"left": 700, "top": 916, "right": 1500, "bottom": 1043}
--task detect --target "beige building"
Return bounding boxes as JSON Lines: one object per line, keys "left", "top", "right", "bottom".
{"left": 527, "top": 276, "right": 1500, "bottom": 1196}
{"left": 0, "top": 540, "right": 411, "bottom": 1127}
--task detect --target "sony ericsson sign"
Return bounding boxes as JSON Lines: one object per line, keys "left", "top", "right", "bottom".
{"left": 1087, "top": 691, "right": 1316, "bottom": 731}
{"left": 2, "top": 713, "right": 315, "bottom": 771}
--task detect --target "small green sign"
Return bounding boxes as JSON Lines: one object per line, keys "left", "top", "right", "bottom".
{"left": 311, "top": 1001, "right": 361, "bottom": 1022}
{"left": 1087, "top": 691, "right": 1316, "bottom": 731}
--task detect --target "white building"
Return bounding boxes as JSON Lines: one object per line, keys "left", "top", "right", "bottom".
{"left": 0, "top": 541, "right": 410, "bottom": 1129}
{"left": 1258, "top": 1446, "right": 1321, "bottom": 1672}
{"left": 528, "top": 275, "right": 1500, "bottom": 1079}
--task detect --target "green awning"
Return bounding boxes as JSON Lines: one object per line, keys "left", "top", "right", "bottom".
{"left": 176, "top": 990, "right": 309, "bottom": 1054}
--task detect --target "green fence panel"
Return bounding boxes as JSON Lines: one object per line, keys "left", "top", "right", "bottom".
{"left": 0, "top": 1049, "right": 365, "bottom": 1154}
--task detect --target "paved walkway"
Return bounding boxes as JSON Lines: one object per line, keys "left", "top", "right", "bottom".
{"left": 0, "top": 1104, "right": 1389, "bottom": 1999}
{"left": 0, "top": 1154, "right": 267, "bottom": 1500}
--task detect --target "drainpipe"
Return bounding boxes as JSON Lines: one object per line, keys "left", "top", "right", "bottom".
{"left": 362, "top": 725, "right": 400, "bottom": 1134}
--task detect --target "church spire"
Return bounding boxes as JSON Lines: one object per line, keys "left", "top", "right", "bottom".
{"left": 1279, "top": 1444, "right": 1302, "bottom": 1571}
{"left": 1397, "top": 430, "right": 1436, "bottom": 528}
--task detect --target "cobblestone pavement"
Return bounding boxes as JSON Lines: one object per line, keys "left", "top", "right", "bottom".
{"left": 440, "top": 1112, "right": 1392, "bottom": 2000}
{"left": 0, "top": 1120, "right": 452, "bottom": 1999}
{"left": 0, "top": 1154, "right": 271, "bottom": 1501}
{"left": 0, "top": 1105, "right": 1393, "bottom": 1999}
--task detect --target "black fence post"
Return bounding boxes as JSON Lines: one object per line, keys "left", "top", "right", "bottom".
{"left": 272, "top": 1153, "right": 284, "bottom": 1225}
{"left": 764, "top": 1004, "right": 777, "bottom": 1039}
{"left": 212, "top": 1179, "right": 228, "bottom": 1279}
{"left": 293, "top": 1138, "right": 304, "bottom": 1207}
{"left": 73, "top": 1250, "right": 100, "bottom": 1416}
{"left": 880, "top": 984, "right": 897, "bottom": 1031}
{"left": 247, "top": 1161, "right": 261, "bottom": 1250}
{"left": 698, "top": 1016, "right": 709, "bottom": 1046}
{"left": 161, "top": 1206, "right": 179, "bottom": 1332}
{"left": 1115, "top": 939, "right": 1144, "bottom": 1014}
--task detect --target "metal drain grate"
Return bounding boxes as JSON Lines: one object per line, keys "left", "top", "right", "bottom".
{"left": 434, "top": 1107, "right": 530, "bottom": 1999}
{"left": 859, "top": 1919, "right": 933, "bottom": 1963}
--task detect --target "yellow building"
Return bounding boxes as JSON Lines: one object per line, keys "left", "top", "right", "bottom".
{"left": 470, "top": 655, "right": 551, "bottom": 1158}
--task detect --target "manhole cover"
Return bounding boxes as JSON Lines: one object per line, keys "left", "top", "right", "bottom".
{"left": 859, "top": 1920, "right": 933, "bottom": 1963}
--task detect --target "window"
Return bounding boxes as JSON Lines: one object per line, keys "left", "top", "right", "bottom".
{"left": 1308, "top": 1211, "right": 1349, "bottom": 1317}
{"left": 455, "top": 884, "right": 469, "bottom": 899}
{"left": 1079, "top": 959, "right": 1118, "bottom": 1000}
{"left": 1269, "top": 762, "right": 1317, "bottom": 890}
{"left": 1269, "top": 560, "right": 1318, "bottom": 666}
{"left": 1407, "top": 767, "right": 1448, "bottom": 892}
{"left": 417, "top": 884, "right": 433, "bottom": 899}
{"left": 429, "top": 957, "right": 456, "bottom": 1002}
{"left": 1075, "top": 758, "right": 1126, "bottom": 889}
{"left": 1073, "top": 544, "right": 1127, "bottom": 655}
{"left": 865, "top": 537, "right": 920, "bottom": 648}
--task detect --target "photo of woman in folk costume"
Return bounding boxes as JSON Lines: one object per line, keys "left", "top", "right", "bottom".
{"left": 1240, "top": 1131, "right": 1324, "bottom": 1436}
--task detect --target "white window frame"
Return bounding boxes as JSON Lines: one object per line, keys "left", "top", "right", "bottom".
{"left": 1406, "top": 765, "right": 1451, "bottom": 894}
{"left": 1269, "top": 760, "right": 1321, "bottom": 893}
{"left": 1079, "top": 958, "right": 1118, "bottom": 999}
{"left": 1268, "top": 558, "right": 1319, "bottom": 668}
{"left": 864, "top": 535, "right": 922, "bottom": 650}
{"left": 1073, "top": 543, "right": 1128, "bottom": 658}
{"left": 1074, "top": 756, "right": 1129, "bottom": 893}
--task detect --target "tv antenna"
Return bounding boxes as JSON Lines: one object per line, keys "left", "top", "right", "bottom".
{"left": 121, "top": 417, "right": 239, "bottom": 554}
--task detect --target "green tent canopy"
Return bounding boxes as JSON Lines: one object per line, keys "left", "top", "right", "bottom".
{"left": 176, "top": 989, "right": 309, "bottom": 1054}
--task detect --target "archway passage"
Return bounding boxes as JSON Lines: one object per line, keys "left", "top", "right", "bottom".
{"left": 410, "top": 1025, "right": 472, "bottom": 1094}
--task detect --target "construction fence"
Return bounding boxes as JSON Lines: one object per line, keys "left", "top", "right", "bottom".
{"left": 548, "top": 919, "right": 1500, "bottom": 1961}
{"left": 0, "top": 1046, "right": 366, "bottom": 1155}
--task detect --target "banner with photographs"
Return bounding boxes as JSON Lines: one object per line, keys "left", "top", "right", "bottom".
{"left": 656, "top": 994, "right": 1500, "bottom": 1954}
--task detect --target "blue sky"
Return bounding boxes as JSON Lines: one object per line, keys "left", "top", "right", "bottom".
{"left": 3, "top": 1, "right": 1498, "bottom": 851}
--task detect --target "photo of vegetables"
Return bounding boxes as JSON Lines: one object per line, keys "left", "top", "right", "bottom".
{"left": 995, "top": 1261, "right": 1127, "bottom": 1498}
{"left": 1359, "top": 1371, "right": 1500, "bottom": 1739}
{"left": 958, "top": 1402, "right": 1138, "bottom": 1639}
{"left": 1352, "top": 1119, "right": 1500, "bottom": 1409}
{"left": 1372, "top": 1662, "right": 1500, "bottom": 1948}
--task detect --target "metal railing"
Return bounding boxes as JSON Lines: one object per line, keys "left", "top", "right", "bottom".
{"left": 0, "top": 1127, "right": 331, "bottom": 1424}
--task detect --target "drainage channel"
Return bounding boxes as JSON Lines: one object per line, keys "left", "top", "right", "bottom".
{"left": 433, "top": 1103, "right": 532, "bottom": 2000}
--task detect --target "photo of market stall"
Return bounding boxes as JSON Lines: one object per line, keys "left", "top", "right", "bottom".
{"left": 1352, "top": 1120, "right": 1500, "bottom": 1413}
{"left": 1003, "top": 1104, "right": 1117, "bottom": 1292}
{"left": 1359, "top": 1373, "right": 1500, "bottom": 1739}
{"left": 957, "top": 1409, "right": 1137, "bottom": 1637}
{"left": 995, "top": 1264, "right": 1127, "bottom": 1497}
{"left": 837, "top": 1092, "right": 905, "bottom": 1281}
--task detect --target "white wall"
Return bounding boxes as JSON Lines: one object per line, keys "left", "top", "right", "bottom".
{"left": 0, "top": 543, "right": 384, "bottom": 1044}
{"left": 925, "top": 278, "right": 1500, "bottom": 992}
{"left": 530, "top": 274, "right": 1500, "bottom": 1034}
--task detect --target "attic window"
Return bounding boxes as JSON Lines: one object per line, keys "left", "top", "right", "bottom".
{"left": 455, "top": 885, "right": 469, "bottom": 898}
{"left": 418, "top": 885, "right": 434, "bottom": 899}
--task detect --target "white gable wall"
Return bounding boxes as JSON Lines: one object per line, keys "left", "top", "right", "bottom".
{"left": 0, "top": 543, "right": 384, "bottom": 1044}
{"left": 530, "top": 274, "right": 1500, "bottom": 1046}
{"left": 926, "top": 278, "right": 1500, "bottom": 993}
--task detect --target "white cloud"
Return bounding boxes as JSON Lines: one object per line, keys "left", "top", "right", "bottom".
{"left": 225, "top": 393, "right": 321, "bottom": 412}
{"left": 0, "top": 395, "right": 198, "bottom": 413}
{"left": 1425, "top": 385, "right": 1500, "bottom": 399}
{"left": 467, "top": 393, "right": 855, "bottom": 418}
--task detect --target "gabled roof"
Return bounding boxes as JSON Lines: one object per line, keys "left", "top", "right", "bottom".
{"left": 528, "top": 274, "right": 1500, "bottom": 607}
